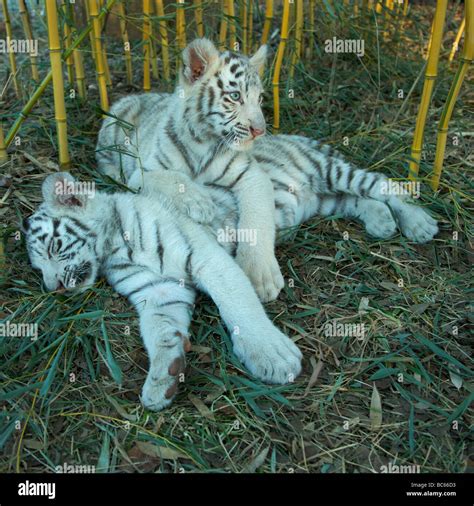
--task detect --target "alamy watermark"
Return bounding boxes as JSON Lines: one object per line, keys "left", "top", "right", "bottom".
{"left": 0, "top": 321, "right": 38, "bottom": 340}
{"left": 0, "top": 37, "right": 38, "bottom": 56}
{"left": 380, "top": 179, "right": 420, "bottom": 199}
{"left": 379, "top": 461, "right": 421, "bottom": 473}
{"left": 324, "top": 37, "right": 365, "bottom": 57}
{"left": 55, "top": 180, "right": 96, "bottom": 199}
{"left": 217, "top": 226, "right": 257, "bottom": 247}
{"left": 55, "top": 462, "right": 95, "bottom": 473}
{"left": 322, "top": 321, "right": 365, "bottom": 340}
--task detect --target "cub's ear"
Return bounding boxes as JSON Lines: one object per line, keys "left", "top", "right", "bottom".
{"left": 249, "top": 45, "right": 268, "bottom": 72}
{"left": 182, "top": 38, "right": 219, "bottom": 85}
{"left": 42, "top": 172, "right": 87, "bottom": 210}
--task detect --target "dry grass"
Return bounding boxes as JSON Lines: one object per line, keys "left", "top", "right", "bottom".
{"left": 0, "top": 1, "right": 472, "bottom": 473}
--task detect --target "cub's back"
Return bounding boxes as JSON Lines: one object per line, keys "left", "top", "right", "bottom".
{"left": 96, "top": 93, "right": 173, "bottom": 180}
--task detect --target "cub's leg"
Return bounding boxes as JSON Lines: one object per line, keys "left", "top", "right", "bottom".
{"left": 232, "top": 165, "right": 284, "bottom": 303}
{"left": 270, "top": 138, "right": 438, "bottom": 243}
{"left": 274, "top": 193, "right": 398, "bottom": 240}
{"left": 178, "top": 220, "right": 302, "bottom": 384}
{"left": 313, "top": 146, "right": 438, "bottom": 243}
{"left": 107, "top": 264, "right": 195, "bottom": 411}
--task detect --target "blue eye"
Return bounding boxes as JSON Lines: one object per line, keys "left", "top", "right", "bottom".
{"left": 229, "top": 91, "right": 241, "bottom": 101}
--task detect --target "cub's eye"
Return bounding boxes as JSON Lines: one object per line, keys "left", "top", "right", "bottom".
{"left": 229, "top": 91, "right": 241, "bottom": 102}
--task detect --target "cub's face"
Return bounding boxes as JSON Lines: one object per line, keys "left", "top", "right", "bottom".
{"left": 24, "top": 173, "right": 100, "bottom": 294}
{"left": 182, "top": 39, "right": 268, "bottom": 151}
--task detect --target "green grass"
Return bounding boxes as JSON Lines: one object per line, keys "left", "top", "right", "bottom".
{"left": 0, "top": 1, "right": 472, "bottom": 473}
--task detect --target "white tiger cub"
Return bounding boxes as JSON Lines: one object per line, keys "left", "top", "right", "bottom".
{"left": 96, "top": 38, "right": 439, "bottom": 302}
{"left": 23, "top": 172, "right": 302, "bottom": 412}
{"left": 97, "top": 39, "right": 283, "bottom": 303}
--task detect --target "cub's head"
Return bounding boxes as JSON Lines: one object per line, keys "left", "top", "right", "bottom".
{"left": 23, "top": 172, "right": 100, "bottom": 294}
{"left": 180, "top": 38, "right": 268, "bottom": 151}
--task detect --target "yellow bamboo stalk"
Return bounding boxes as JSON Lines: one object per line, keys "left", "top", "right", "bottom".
{"left": 289, "top": 0, "right": 303, "bottom": 80}
{"left": 449, "top": 17, "right": 466, "bottom": 62}
{"left": 176, "top": 0, "right": 187, "bottom": 51}
{"left": 242, "top": 0, "right": 248, "bottom": 54}
{"left": 219, "top": 0, "right": 229, "bottom": 50}
{"left": 117, "top": 0, "right": 133, "bottom": 85}
{"left": 143, "top": 0, "right": 152, "bottom": 92}
{"left": 84, "top": 0, "right": 97, "bottom": 62}
{"left": 248, "top": 0, "right": 253, "bottom": 53}
{"left": 5, "top": 0, "right": 117, "bottom": 149}
{"left": 98, "top": 0, "right": 112, "bottom": 86}
{"left": 409, "top": 0, "right": 448, "bottom": 180}
{"left": 376, "top": 1, "right": 382, "bottom": 14}
{"left": 18, "top": 0, "right": 39, "bottom": 81}
{"left": 88, "top": 0, "right": 109, "bottom": 111}
{"left": 432, "top": 3, "right": 473, "bottom": 191}
{"left": 194, "top": 0, "right": 204, "bottom": 38}
{"left": 61, "top": 2, "right": 75, "bottom": 87}
{"left": 403, "top": 0, "right": 409, "bottom": 16}
{"left": 0, "top": 124, "right": 7, "bottom": 162}
{"left": 308, "top": 0, "right": 315, "bottom": 59}
{"left": 70, "top": 5, "right": 87, "bottom": 99}
{"left": 261, "top": 0, "right": 273, "bottom": 45}
{"left": 149, "top": 0, "right": 159, "bottom": 80}
{"left": 46, "top": 0, "right": 70, "bottom": 167}
{"left": 1, "top": 0, "right": 20, "bottom": 97}
{"left": 272, "top": 0, "right": 291, "bottom": 131}
{"left": 227, "top": 0, "right": 236, "bottom": 50}
{"left": 155, "top": 0, "right": 170, "bottom": 81}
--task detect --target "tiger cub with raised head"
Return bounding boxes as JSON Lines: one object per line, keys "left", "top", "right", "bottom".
{"left": 97, "top": 39, "right": 439, "bottom": 301}
{"left": 24, "top": 172, "right": 302, "bottom": 411}
{"left": 97, "top": 39, "right": 283, "bottom": 303}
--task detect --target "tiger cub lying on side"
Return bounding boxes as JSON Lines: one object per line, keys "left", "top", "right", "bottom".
{"left": 24, "top": 172, "right": 302, "bottom": 412}
{"left": 96, "top": 38, "right": 439, "bottom": 304}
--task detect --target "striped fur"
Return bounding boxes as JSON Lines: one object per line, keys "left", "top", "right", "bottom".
{"left": 96, "top": 38, "right": 438, "bottom": 301}
{"left": 24, "top": 172, "right": 304, "bottom": 411}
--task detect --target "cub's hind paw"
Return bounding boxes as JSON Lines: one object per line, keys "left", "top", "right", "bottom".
{"left": 141, "top": 332, "right": 191, "bottom": 411}
{"left": 394, "top": 204, "right": 438, "bottom": 243}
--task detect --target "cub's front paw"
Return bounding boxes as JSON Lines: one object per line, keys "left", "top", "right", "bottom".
{"left": 233, "top": 327, "right": 302, "bottom": 384}
{"left": 141, "top": 332, "right": 191, "bottom": 411}
{"left": 236, "top": 247, "right": 284, "bottom": 303}
{"left": 178, "top": 190, "right": 217, "bottom": 224}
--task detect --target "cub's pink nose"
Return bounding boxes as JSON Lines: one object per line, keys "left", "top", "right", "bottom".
{"left": 249, "top": 126, "right": 265, "bottom": 138}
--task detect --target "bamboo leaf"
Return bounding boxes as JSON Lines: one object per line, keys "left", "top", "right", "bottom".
{"left": 100, "top": 319, "right": 122, "bottom": 386}
{"left": 96, "top": 432, "right": 110, "bottom": 473}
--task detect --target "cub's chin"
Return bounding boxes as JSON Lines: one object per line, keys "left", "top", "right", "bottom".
{"left": 230, "top": 137, "right": 255, "bottom": 152}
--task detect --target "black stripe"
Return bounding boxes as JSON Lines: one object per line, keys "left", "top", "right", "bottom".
{"left": 366, "top": 175, "right": 379, "bottom": 196}
{"left": 165, "top": 117, "right": 194, "bottom": 173}
{"left": 114, "top": 269, "right": 146, "bottom": 286}
{"left": 155, "top": 221, "right": 164, "bottom": 271}
{"left": 135, "top": 209, "right": 144, "bottom": 250}
{"left": 211, "top": 154, "right": 238, "bottom": 184}
{"left": 227, "top": 165, "right": 249, "bottom": 188}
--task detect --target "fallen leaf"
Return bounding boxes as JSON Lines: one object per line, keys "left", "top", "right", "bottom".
{"left": 243, "top": 446, "right": 269, "bottom": 473}
{"left": 448, "top": 365, "right": 463, "bottom": 390}
{"left": 188, "top": 393, "right": 216, "bottom": 420}
{"left": 305, "top": 355, "right": 324, "bottom": 393}
{"left": 136, "top": 441, "right": 188, "bottom": 461}
{"left": 370, "top": 383, "right": 383, "bottom": 431}
{"left": 358, "top": 297, "right": 370, "bottom": 314}
{"left": 23, "top": 439, "right": 44, "bottom": 450}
